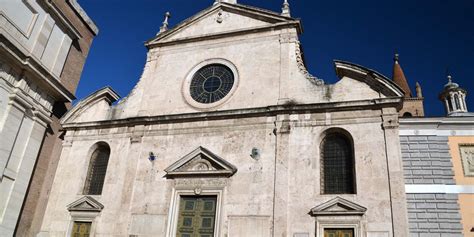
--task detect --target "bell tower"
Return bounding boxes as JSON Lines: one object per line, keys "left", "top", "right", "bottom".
{"left": 439, "top": 75, "right": 469, "bottom": 116}
{"left": 392, "top": 54, "right": 425, "bottom": 117}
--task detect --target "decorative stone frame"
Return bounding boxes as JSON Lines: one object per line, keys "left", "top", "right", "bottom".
{"left": 459, "top": 144, "right": 474, "bottom": 177}
{"left": 310, "top": 197, "right": 367, "bottom": 237}
{"left": 182, "top": 58, "right": 239, "bottom": 110}
{"left": 165, "top": 188, "right": 223, "bottom": 237}
{"left": 315, "top": 217, "right": 362, "bottom": 237}
{"left": 65, "top": 196, "right": 104, "bottom": 237}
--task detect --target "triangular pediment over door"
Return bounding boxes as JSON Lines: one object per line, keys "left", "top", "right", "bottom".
{"left": 67, "top": 196, "right": 104, "bottom": 212}
{"left": 310, "top": 197, "right": 367, "bottom": 216}
{"left": 165, "top": 146, "right": 237, "bottom": 178}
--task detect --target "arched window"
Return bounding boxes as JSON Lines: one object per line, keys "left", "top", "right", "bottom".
{"left": 454, "top": 94, "right": 461, "bottom": 111}
{"left": 83, "top": 142, "right": 110, "bottom": 195}
{"left": 403, "top": 112, "right": 413, "bottom": 117}
{"left": 447, "top": 97, "right": 453, "bottom": 112}
{"left": 321, "top": 131, "right": 355, "bottom": 194}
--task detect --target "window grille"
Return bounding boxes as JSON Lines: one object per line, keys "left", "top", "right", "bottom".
{"left": 321, "top": 133, "right": 355, "bottom": 194}
{"left": 83, "top": 144, "right": 110, "bottom": 195}
{"left": 190, "top": 64, "right": 234, "bottom": 104}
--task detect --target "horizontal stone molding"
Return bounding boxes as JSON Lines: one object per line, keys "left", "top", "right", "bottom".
{"left": 400, "top": 129, "right": 474, "bottom": 136}
{"left": 62, "top": 97, "right": 402, "bottom": 130}
{"left": 0, "top": 35, "right": 75, "bottom": 101}
{"left": 405, "top": 185, "right": 474, "bottom": 194}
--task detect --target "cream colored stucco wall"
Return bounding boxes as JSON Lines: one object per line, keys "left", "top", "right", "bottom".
{"left": 448, "top": 136, "right": 474, "bottom": 236}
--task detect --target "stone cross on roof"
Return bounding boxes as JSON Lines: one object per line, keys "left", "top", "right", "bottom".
{"left": 158, "top": 12, "right": 171, "bottom": 35}
{"left": 282, "top": 0, "right": 291, "bottom": 17}
{"left": 214, "top": 0, "right": 237, "bottom": 4}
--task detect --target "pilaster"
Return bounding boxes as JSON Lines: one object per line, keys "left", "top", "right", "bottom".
{"left": 381, "top": 108, "right": 409, "bottom": 237}
{"left": 273, "top": 115, "right": 291, "bottom": 236}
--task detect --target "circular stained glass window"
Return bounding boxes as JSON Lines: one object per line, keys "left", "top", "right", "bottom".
{"left": 190, "top": 64, "right": 235, "bottom": 104}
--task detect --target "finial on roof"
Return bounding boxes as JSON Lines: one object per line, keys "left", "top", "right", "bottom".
{"left": 214, "top": 0, "right": 220, "bottom": 5}
{"left": 394, "top": 53, "right": 399, "bottom": 64}
{"left": 416, "top": 82, "right": 423, "bottom": 98}
{"left": 220, "top": 0, "right": 237, "bottom": 4}
{"left": 158, "top": 12, "right": 171, "bottom": 35}
{"left": 282, "top": 0, "right": 291, "bottom": 17}
{"left": 447, "top": 75, "right": 452, "bottom": 83}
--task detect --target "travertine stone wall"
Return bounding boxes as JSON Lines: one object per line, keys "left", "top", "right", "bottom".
{"left": 39, "top": 109, "right": 407, "bottom": 236}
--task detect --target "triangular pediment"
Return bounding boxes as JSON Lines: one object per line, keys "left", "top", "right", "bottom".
{"left": 165, "top": 146, "right": 237, "bottom": 178}
{"left": 67, "top": 196, "right": 104, "bottom": 212}
{"left": 146, "top": 3, "right": 301, "bottom": 47}
{"left": 310, "top": 197, "right": 367, "bottom": 216}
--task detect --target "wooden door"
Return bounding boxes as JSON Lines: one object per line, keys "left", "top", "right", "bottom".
{"left": 177, "top": 196, "right": 217, "bottom": 237}
{"left": 324, "top": 229, "right": 354, "bottom": 237}
{"left": 71, "top": 222, "right": 91, "bottom": 237}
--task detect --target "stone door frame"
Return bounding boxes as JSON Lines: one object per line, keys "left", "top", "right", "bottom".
{"left": 166, "top": 188, "right": 223, "bottom": 237}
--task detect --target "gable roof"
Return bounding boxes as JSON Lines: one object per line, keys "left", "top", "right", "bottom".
{"left": 164, "top": 146, "right": 237, "bottom": 178}
{"left": 334, "top": 60, "right": 404, "bottom": 98}
{"left": 310, "top": 196, "right": 367, "bottom": 216}
{"left": 60, "top": 87, "right": 120, "bottom": 124}
{"left": 145, "top": 2, "right": 302, "bottom": 48}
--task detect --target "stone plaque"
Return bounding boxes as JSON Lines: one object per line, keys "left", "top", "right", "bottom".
{"left": 460, "top": 145, "right": 474, "bottom": 177}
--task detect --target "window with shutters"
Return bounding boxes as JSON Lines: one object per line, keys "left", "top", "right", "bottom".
{"left": 83, "top": 142, "right": 110, "bottom": 195}
{"left": 321, "top": 131, "right": 356, "bottom": 194}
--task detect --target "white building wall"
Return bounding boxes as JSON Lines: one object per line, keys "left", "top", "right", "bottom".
{"left": 0, "top": 0, "right": 72, "bottom": 79}
{"left": 0, "top": 56, "right": 52, "bottom": 237}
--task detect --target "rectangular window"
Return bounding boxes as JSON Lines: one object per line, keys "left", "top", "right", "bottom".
{"left": 177, "top": 196, "right": 217, "bottom": 237}
{"left": 71, "top": 222, "right": 91, "bottom": 237}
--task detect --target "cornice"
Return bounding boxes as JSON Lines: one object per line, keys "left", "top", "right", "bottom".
{"left": 0, "top": 36, "right": 76, "bottom": 102}
{"left": 146, "top": 21, "right": 300, "bottom": 49}
{"left": 62, "top": 97, "right": 402, "bottom": 130}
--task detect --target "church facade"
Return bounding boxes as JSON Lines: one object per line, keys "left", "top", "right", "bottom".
{"left": 39, "top": 1, "right": 410, "bottom": 236}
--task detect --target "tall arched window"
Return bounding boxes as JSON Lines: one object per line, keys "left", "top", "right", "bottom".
{"left": 321, "top": 131, "right": 355, "bottom": 194}
{"left": 83, "top": 142, "right": 110, "bottom": 195}
{"left": 447, "top": 97, "right": 453, "bottom": 112}
{"left": 454, "top": 94, "right": 461, "bottom": 111}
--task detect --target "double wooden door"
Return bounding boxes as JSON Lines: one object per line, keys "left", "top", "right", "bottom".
{"left": 177, "top": 196, "right": 217, "bottom": 237}
{"left": 71, "top": 222, "right": 91, "bottom": 237}
{"left": 324, "top": 229, "right": 354, "bottom": 237}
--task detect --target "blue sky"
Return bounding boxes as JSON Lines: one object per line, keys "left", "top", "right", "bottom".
{"left": 77, "top": 0, "right": 473, "bottom": 116}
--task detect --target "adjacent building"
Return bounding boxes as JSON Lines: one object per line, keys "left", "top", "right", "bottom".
{"left": 400, "top": 76, "right": 473, "bottom": 237}
{"left": 0, "top": 0, "right": 98, "bottom": 236}
{"left": 39, "top": 1, "right": 411, "bottom": 236}
{"left": 391, "top": 54, "right": 424, "bottom": 118}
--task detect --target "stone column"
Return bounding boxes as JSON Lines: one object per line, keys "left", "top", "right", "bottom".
{"left": 381, "top": 108, "right": 409, "bottom": 237}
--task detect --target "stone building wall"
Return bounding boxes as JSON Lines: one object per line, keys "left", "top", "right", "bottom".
{"left": 0, "top": 0, "right": 98, "bottom": 236}
{"left": 401, "top": 135, "right": 464, "bottom": 237}
{"left": 39, "top": 108, "right": 407, "bottom": 237}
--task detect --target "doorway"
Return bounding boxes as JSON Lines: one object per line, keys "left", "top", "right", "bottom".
{"left": 177, "top": 196, "right": 217, "bottom": 237}
{"left": 324, "top": 229, "right": 354, "bottom": 237}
